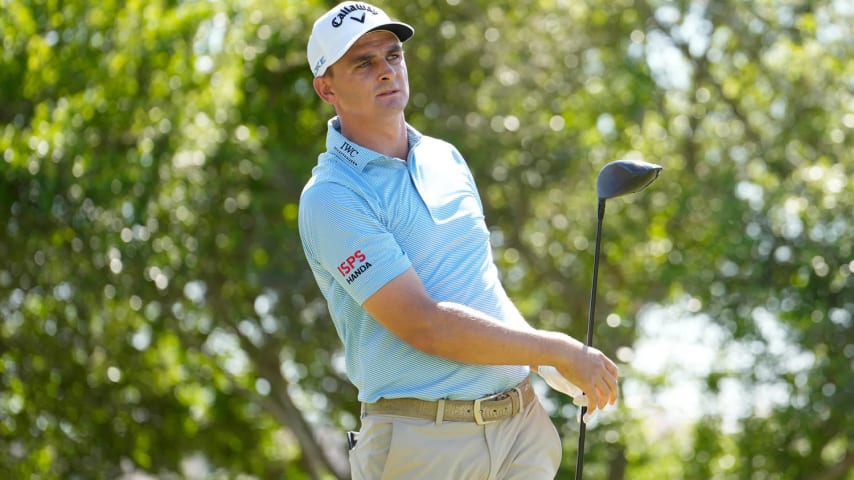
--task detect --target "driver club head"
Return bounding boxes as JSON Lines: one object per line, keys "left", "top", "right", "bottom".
{"left": 597, "top": 159, "right": 663, "bottom": 200}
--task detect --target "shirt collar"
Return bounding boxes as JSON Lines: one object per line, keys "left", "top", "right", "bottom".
{"left": 325, "top": 117, "right": 423, "bottom": 172}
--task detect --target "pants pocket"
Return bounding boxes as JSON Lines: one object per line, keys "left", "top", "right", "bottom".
{"left": 381, "top": 418, "right": 488, "bottom": 480}
{"left": 349, "top": 417, "right": 394, "bottom": 480}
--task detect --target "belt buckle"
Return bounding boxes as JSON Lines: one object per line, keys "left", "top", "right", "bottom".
{"left": 473, "top": 396, "right": 498, "bottom": 425}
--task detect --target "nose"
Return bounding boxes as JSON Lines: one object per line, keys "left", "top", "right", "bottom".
{"left": 378, "top": 59, "right": 396, "bottom": 80}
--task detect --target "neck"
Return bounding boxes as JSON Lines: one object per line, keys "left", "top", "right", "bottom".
{"left": 338, "top": 113, "right": 409, "bottom": 160}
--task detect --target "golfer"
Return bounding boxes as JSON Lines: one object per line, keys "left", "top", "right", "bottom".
{"left": 299, "top": 2, "right": 619, "bottom": 478}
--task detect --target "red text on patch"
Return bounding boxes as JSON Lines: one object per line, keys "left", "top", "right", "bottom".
{"left": 337, "top": 249, "right": 366, "bottom": 276}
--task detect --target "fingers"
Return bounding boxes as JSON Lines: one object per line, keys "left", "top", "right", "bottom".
{"left": 589, "top": 386, "right": 609, "bottom": 411}
{"left": 554, "top": 341, "right": 621, "bottom": 416}
{"left": 579, "top": 365, "right": 615, "bottom": 409}
{"left": 604, "top": 369, "right": 619, "bottom": 402}
{"left": 577, "top": 382, "right": 617, "bottom": 422}
{"left": 603, "top": 368, "right": 619, "bottom": 404}
{"left": 582, "top": 350, "right": 620, "bottom": 411}
{"left": 606, "top": 359, "right": 619, "bottom": 377}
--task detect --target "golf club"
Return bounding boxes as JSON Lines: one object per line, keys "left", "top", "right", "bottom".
{"left": 575, "top": 159, "right": 662, "bottom": 480}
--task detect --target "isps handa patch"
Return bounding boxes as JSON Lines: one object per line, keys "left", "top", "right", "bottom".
{"left": 337, "top": 249, "right": 373, "bottom": 284}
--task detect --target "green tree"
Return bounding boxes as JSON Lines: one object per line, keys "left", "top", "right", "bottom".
{"left": 2, "top": 1, "right": 349, "bottom": 478}
{"left": 1, "top": 0, "right": 852, "bottom": 479}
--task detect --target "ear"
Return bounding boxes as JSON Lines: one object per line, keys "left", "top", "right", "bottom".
{"left": 313, "top": 76, "right": 336, "bottom": 105}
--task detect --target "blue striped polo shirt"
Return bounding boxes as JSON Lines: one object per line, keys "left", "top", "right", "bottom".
{"left": 298, "top": 117, "right": 529, "bottom": 403}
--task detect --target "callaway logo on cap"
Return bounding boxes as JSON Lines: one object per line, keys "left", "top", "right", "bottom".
{"left": 307, "top": 2, "right": 415, "bottom": 77}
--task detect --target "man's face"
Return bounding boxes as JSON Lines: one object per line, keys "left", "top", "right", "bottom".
{"left": 315, "top": 30, "right": 409, "bottom": 119}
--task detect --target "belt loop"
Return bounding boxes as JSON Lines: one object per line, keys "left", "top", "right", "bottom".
{"left": 435, "top": 399, "right": 445, "bottom": 425}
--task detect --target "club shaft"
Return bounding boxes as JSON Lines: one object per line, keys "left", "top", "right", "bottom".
{"left": 586, "top": 203, "right": 605, "bottom": 347}
{"left": 575, "top": 199, "right": 606, "bottom": 480}
{"left": 574, "top": 422, "right": 587, "bottom": 480}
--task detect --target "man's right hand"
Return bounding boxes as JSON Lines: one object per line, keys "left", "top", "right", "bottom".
{"left": 552, "top": 340, "right": 619, "bottom": 414}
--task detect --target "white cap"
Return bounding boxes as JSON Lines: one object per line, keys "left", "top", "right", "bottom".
{"left": 307, "top": 2, "right": 414, "bottom": 77}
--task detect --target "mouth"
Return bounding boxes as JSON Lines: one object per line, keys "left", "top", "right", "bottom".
{"left": 376, "top": 88, "right": 400, "bottom": 98}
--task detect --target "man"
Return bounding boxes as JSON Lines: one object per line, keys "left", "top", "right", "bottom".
{"left": 299, "top": 2, "right": 619, "bottom": 478}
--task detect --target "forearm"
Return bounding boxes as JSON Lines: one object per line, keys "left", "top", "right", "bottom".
{"left": 362, "top": 268, "right": 618, "bottom": 409}
{"left": 408, "top": 300, "right": 582, "bottom": 369}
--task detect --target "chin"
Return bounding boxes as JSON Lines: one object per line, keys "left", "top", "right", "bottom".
{"left": 377, "top": 98, "right": 408, "bottom": 112}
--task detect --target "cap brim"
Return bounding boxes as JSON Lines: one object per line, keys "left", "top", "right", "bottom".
{"left": 368, "top": 22, "right": 414, "bottom": 43}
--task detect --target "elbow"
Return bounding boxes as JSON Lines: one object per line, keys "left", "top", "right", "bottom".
{"left": 399, "top": 314, "right": 442, "bottom": 355}
{"left": 405, "top": 326, "right": 442, "bottom": 356}
{"left": 393, "top": 303, "right": 446, "bottom": 356}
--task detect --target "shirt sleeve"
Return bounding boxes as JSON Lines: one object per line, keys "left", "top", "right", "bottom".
{"left": 299, "top": 181, "right": 412, "bottom": 305}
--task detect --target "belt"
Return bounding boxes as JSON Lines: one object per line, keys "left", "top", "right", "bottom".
{"left": 363, "top": 378, "right": 535, "bottom": 425}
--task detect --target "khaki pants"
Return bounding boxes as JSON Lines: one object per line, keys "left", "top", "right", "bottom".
{"left": 349, "top": 395, "right": 561, "bottom": 480}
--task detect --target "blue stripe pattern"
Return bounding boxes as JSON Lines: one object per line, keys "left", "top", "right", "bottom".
{"left": 299, "top": 117, "right": 529, "bottom": 402}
